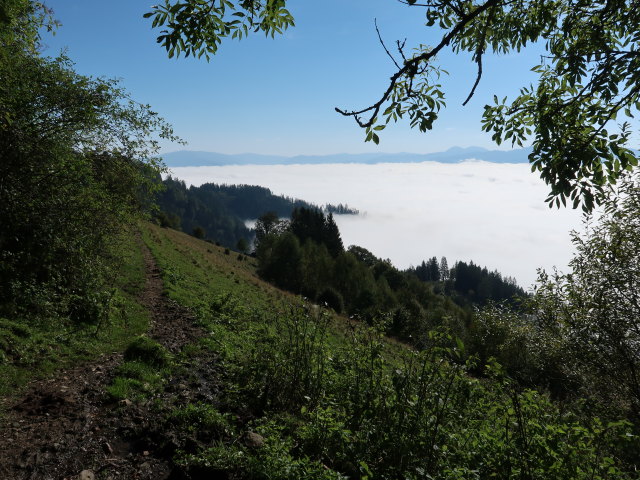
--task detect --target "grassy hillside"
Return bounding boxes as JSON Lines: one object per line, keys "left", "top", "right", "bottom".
{"left": 143, "top": 222, "right": 278, "bottom": 312}
{"left": 1, "top": 223, "right": 636, "bottom": 478}
{"left": 133, "top": 223, "right": 635, "bottom": 479}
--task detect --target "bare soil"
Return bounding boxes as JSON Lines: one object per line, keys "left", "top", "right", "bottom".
{"left": 0, "top": 241, "right": 213, "bottom": 480}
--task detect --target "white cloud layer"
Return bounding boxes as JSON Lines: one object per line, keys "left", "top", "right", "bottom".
{"left": 170, "top": 161, "right": 584, "bottom": 289}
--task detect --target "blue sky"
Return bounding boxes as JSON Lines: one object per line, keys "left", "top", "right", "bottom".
{"left": 42, "top": 1, "right": 542, "bottom": 155}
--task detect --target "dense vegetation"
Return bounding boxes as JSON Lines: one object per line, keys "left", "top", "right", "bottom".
{"left": 471, "top": 173, "right": 640, "bottom": 419}
{"left": 155, "top": 176, "right": 320, "bottom": 248}
{"left": 0, "top": 2, "right": 173, "bottom": 325}
{"left": 134, "top": 222, "right": 639, "bottom": 479}
{"left": 254, "top": 207, "right": 535, "bottom": 348}
{"left": 409, "top": 257, "right": 525, "bottom": 306}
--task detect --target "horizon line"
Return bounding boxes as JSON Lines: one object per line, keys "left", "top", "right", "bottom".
{"left": 159, "top": 145, "right": 531, "bottom": 158}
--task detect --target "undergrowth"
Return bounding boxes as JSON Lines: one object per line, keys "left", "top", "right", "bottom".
{"left": 141, "top": 223, "right": 636, "bottom": 479}
{"left": 0, "top": 230, "right": 149, "bottom": 398}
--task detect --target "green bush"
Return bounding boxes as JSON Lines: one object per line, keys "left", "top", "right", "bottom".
{"left": 238, "top": 305, "right": 332, "bottom": 412}
{"left": 175, "top": 443, "right": 248, "bottom": 478}
{"left": 170, "top": 403, "right": 234, "bottom": 439}
{"left": 247, "top": 421, "right": 347, "bottom": 480}
{"left": 0, "top": 49, "right": 173, "bottom": 321}
{"left": 0, "top": 318, "right": 33, "bottom": 364}
{"left": 123, "top": 336, "right": 172, "bottom": 368}
{"left": 317, "top": 287, "right": 344, "bottom": 314}
{"left": 176, "top": 419, "right": 346, "bottom": 480}
{"left": 202, "top": 301, "right": 635, "bottom": 479}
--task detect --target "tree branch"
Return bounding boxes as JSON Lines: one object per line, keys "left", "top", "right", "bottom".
{"left": 335, "top": 0, "right": 502, "bottom": 128}
{"left": 375, "top": 19, "right": 401, "bottom": 69}
{"left": 462, "top": 52, "right": 483, "bottom": 106}
{"left": 397, "top": 38, "right": 408, "bottom": 63}
{"left": 462, "top": 4, "right": 495, "bottom": 106}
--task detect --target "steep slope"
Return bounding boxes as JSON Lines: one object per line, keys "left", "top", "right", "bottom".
{"left": 0, "top": 223, "right": 338, "bottom": 479}
{"left": 0, "top": 223, "right": 633, "bottom": 480}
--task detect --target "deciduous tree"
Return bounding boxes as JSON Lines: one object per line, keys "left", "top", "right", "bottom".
{"left": 0, "top": 5, "right": 179, "bottom": 319}
{"left": 535, "top": 170, "right": 640, "bottom": 417}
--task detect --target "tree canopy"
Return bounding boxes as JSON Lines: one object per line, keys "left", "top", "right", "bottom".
{"left": 146, "top": 0, "right": 640, "bottom": 211}
{"left": 472, "top": 170, "right": 640, "bottom": 420}
{"left": 1, "top": 2, "right": 178, "bottom": 320}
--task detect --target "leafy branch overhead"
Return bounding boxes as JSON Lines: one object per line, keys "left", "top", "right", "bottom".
{"left": 144, "top": 0, "right": 294, "bottom": 59}
{"left": 146, "top": 0, "right": 640, "bottom": 211}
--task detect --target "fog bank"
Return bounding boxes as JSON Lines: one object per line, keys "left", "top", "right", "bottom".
{"left": 170, "top": 161, "right": 583, "bottom": 289}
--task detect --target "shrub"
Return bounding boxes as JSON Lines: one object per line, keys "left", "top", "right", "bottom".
{"left": 123, "top": 336, "right": 172, "bottom": 368}
{"left": 0, "top": 48, "right": 175, "bottom": 321}
{"left": 192, "top": 226, "right": 206, "bottom": 239}
{"left": 170, "top": 403, "right": 234, "bottom": 439}
{"left": 247, "top": 428, "right": 346, "bottom": 480}
{"left": 317, "top": 288, "right": 344, "bottom": 314}
{"left": 175, "top": 444, "right": 248, "bottom": 478}
{"left": 0, "top": 318, "right": 33, "bottom": 363}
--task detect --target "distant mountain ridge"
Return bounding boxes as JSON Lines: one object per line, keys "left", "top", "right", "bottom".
{"left": 162, "top": 146, "right": 533, "bottom": 167}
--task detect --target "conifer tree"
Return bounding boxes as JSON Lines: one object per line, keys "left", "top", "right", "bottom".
{"left": 440, "top": 257, "right": 449, "bottom": 282}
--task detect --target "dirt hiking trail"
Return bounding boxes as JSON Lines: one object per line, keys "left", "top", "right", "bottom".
{"left": 0, "top": 242, "right": 210, "bottom": 480}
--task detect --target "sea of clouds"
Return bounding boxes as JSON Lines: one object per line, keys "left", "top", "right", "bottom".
{"left": 169, "top": 160, "right": 585, "bottom": 290}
